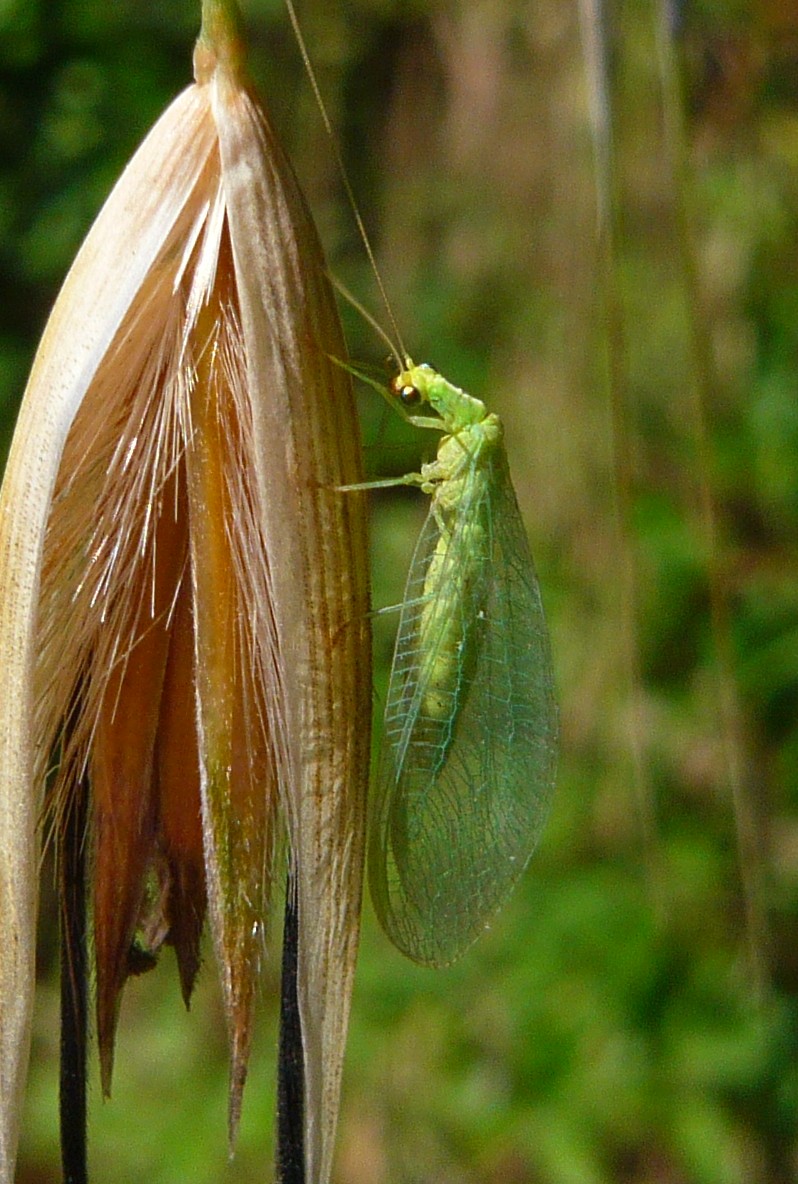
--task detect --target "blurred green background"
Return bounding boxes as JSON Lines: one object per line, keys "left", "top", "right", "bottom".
{"left": 2, "top": 0, "right": 797, "bottom": 1181}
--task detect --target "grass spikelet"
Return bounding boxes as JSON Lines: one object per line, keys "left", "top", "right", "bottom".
{"left": 0, "top": 2, "right": 371, "bottom": 1180}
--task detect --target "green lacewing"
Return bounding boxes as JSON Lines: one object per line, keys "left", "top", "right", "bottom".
{"left": 367, "top": 360, "right": 558, "bottom": 966}
{"left": 282, "top": 0, "right": 557, "bottom": 967}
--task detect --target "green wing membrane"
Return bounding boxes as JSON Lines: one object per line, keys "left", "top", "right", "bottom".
{"left": 369, "top": 449, "right": 558, "bottom": 966}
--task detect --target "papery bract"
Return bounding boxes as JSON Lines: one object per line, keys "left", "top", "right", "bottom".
{"left": 0, "top": 6, "right": 370, "bottom": 1182}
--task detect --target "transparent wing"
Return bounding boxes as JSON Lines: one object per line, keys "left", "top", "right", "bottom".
{"left": 368, "top": 449, "right": 558, "bottom": 966}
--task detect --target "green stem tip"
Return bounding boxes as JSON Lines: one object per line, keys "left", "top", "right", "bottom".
{"left": 195, "top": 0, "right": 247, "bottom": 85}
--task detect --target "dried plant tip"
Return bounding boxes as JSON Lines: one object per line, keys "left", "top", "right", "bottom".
{"left": 91, "top": 471, "right": 186, "bottom": 1093}
{"left": 0, "top": 5, "right": 371, "bottom": 1181}
{"left": 0, "top": 80, "right": 218, "bottom": 1181}
{"left": 185, "top": 258, "right": 276, "bottom": 1141}
{"left": 156, "top": 574, "right": 205, "bottom": 1007}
